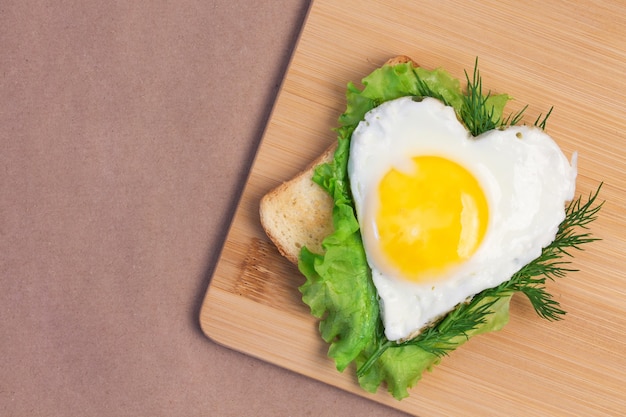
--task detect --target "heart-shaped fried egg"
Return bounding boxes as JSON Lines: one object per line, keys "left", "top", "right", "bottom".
{"left": 348, "top": 97, "right": 577, "bottom": 341}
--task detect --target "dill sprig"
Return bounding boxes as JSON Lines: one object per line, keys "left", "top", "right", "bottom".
{"left": 414, "top": 77, "right": 451, "bottom": 106}
{"left": 503, "top": 104, "right": 528, "bottom": 127}
{"left": 408, "top": 297, "right": 500, "bottom": 356}
{"left": 461, "top": 58, "right": 556, "bottom": 134}
{"left": 461, "top": 58, "right": 500, "bottom": 136}
{"left": 534, "top": 107, "right": 554, "bottom": 130}
{"left": 356, "top": 183, "right": 603, "bottom": 376}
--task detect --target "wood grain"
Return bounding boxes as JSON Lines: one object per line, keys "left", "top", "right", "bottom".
{"left": 200, "top": 0, "right": 626, "bottom": 415}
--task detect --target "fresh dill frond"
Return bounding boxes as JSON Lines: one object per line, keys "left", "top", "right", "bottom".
{"left": 502, "top": 104, "right": 553, "bottom": 131}
{"left": 502, "top": 104, "right": 528, "bottom": 127}
{"left": 414, "top": 76, "right": 451, "bottom": 106}
{"left": 460, "top": 59, "right": 555, "bottom": 133}
{"left": 460, "top": 58, "right": 499, "bottom": 136}
{"left": 407, "top": 297, "right": 499, "bottom": 356}
{"left": 560, "top": 183, "right": 604, "bottom": 230}
{"left": 534, "top": 106, "right": 554, "bottom": 130}
{"left": 514, "top": 279, "right": 568, "bottom": 320}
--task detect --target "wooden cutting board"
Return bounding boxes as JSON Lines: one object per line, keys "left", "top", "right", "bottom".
{"left": 200, "top": 0, "right": 626, "bottom": 415}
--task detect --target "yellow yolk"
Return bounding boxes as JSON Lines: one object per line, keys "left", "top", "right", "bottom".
{"left": 376, "top": 156, "right": 489, "bottom": 282}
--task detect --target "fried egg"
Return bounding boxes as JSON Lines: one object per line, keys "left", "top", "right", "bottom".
{"left": 348, "top": 97, "right": 577, "bottom": 342}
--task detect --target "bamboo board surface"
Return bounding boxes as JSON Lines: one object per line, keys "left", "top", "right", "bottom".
{"left": 200, "top": 0, "right": 626, "bottom": 415}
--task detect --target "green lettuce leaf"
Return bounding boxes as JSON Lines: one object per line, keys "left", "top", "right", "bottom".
{"left": 298, "top": 133, "right": 378, "bottom": 372}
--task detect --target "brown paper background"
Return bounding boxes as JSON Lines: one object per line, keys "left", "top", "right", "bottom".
{"left": 0, "top": 1, "right": 408, "bottom": 415}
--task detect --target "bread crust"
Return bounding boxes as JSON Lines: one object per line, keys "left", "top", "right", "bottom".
{"left": 384, "top": 55, "right": 418, "bottom": 67}
{"left": 259, "top": 143, "right": 336, "bottom": 264}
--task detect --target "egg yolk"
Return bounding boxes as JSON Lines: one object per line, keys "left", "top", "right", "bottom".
{"left": 376, "top": 156, "right": 489, "bottom": 282}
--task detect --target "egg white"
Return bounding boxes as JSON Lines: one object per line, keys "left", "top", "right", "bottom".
{"left": 348, "top": 97, "right": 577, "bottom": 342}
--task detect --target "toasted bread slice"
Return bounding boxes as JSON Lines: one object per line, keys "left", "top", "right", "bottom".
{"left": 259, "top": 144, "right": 336, "bottom": 264}
{"left": 260, "top": 56, "right": 418, "bottom": 264}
